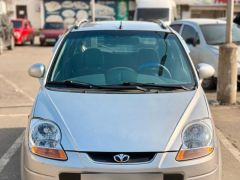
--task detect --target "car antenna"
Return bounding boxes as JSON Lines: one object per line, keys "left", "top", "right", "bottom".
{"left": 119, "top": 21, "right": 123, "bottom": 30}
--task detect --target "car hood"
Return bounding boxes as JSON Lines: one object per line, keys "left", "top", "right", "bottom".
{"left": 33, "top": 89, "right": 205, "bottom": 152}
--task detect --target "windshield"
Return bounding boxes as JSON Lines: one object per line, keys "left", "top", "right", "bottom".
{"left": 137, "top": 8, "right": 169, "bottom": 21}
{"left": 48, "top": 31, "right": 195, "bottom": 88}
{"left": 12, "top": 20, "right": 22, "bottom": 28}
{"left": 201, "top": 24, "right": 240, "bottom": 45}
{"left": 44, "top": 22, "right": 64, "bottom": 29}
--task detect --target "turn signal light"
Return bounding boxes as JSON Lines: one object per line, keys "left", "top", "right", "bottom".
{"left": 176, "top": 147, "right": 214, "bottom": 161}
{"left": 31, "top": 146, "right": 67, "bottom": 160}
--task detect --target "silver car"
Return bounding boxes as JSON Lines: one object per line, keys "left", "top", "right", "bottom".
{"left": 171, "top": 19, "right": 240, "bottom": 89}
{"left": 22, "top": 21, "right": 221, "bottom": 180}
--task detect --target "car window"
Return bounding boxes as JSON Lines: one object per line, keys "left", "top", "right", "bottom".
{"left": 137, "top": 8, "right": 169, "bottom": 21}
{"left": 44, "top": 22, "right": 64, "bottom": 29}
{"left": 182, "top": 25, "right": 200, "bottom": 45}
{"left": 48, "top": 31, "right": 195, "bottom": 87}
{"left": 12, "top": 20, "right": 22, "bottom": 28}
{"left": 200, "top": 24, "right": 240, "bottom": 45}
{"left": 170, "top": 24, "right": 182, "bottom": 33}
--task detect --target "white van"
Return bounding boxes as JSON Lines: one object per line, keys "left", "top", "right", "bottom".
{"left": 134, "top": 0, "right": 175, "bottom": 25}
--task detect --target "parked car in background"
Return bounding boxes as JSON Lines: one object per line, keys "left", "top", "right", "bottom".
{"left": 171, "top": 19, "right": 240, "bottom": 89}
{"left": 12, "top": 19, "right": 35, "bottom": 45}
{"left": 0, "top": 15, "right": 14, "bottom": 54}
{"left": 23, "top": 21, "right": 221, "bottom": 180}
{"left": 40, "top": 22, "right": 66, "bottom": 46}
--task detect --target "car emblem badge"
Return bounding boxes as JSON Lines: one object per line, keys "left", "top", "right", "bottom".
{"left": 113, "top": 154, "right": 130, "bottom": 163}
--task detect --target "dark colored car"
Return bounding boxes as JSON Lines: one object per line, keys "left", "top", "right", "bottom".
{"left": 40, "top": 22, "right": 66, "bottom": 46}
{"left": 0, "top": 15, "right": 14, "bottom": 54}
{"left": 12, "top": 19, "right": 35, "bottom": 45}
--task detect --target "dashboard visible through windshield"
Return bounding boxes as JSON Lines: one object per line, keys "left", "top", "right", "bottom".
{"left": 47, "top": 30, "right": 196, "bottom": 90}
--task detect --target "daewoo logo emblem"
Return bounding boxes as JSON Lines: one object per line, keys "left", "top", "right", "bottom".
{"left": 113, "top": 154, "right": 130, "bottom": 163}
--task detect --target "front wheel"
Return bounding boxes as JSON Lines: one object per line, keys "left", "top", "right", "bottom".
{"left": 7, "top": 36, "right": 15, "bottom": 50}
{"left": 40, "top": 40, "right": 45, "bottom": 46}
{"left": 30, "top": 36, "right": 35, "bottom": 45}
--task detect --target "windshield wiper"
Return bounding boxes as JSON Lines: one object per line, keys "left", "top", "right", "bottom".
{"left": 210, "top": 42, "right": 225, "bottom": 45}
{"left": 120, "top": 82, "right": 195, "bottom": 91}
{"left": 47, "top": 81, "right": 149, "bottom": 92}
{"left": 46, "top": 81, "right": 194, "bottom": 92}
{"left": 46, "top": 80, "right": 102, "bottom": 89}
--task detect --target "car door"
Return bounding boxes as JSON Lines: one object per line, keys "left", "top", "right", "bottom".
{"left": 170, "top": 24, "right": 182, "bottom": 34}
{"left": 22, "top": 20, "right": 29, "bottom": 41}
{"left": 26, "top": 21, "right": 33, "bottom": 40}
{"left": 180, "top": 24, "right": 201, "bottom": 65}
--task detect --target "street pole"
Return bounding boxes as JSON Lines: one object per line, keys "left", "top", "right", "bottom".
{"left": 92, "top": 0, "right": 95, "bottom": 22}
{"left": 226, "top": 0, "right": 234, "bottom": 43}
{"left": 217, "top": 0, "right": 238, "bottom": 104}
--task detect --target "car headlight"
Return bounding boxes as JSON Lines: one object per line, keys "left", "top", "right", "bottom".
{"left": 176, "top": 120, "right": 214, "bottom": 161}
{"left": 29, "top": 119, "right": 67, "bottom": 160}
{"left": 14, "top": 32, "right": 20, "bottom": 39}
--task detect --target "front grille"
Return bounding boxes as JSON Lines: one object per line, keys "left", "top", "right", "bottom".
{"left": 164, "top": 174, "right": 184, "bottom": 180}
{"left": 59, "top": 173, "right": 80, "bottom": 180}
{"left": 87, "top": 152, "right": 156, "bottom": 163}
{"left": 59, "top": 173, "right": 184, "bottom": 180}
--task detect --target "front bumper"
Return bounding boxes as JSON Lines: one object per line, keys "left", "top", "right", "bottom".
{"left": 21, "top": 139, "right": 221, "bottom": 180}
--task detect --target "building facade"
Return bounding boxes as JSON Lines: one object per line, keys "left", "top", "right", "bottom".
{"left": 4, "top": 0, "right": 41, "bottom": 29}
{"left": 41, "top": 0, "right": 135, "bottom": 27}
{"left": 176, "top": 0, "right": 240, "bottom": 19}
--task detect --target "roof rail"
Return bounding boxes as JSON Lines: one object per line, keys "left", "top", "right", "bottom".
{"left": 154, "top": 19, "right": 174, "bottom": 33}
{"left": 158, "top": 20, "right": 168, "bottom": 29}
{"left": 73, "top": 19, "right": 88, "bottom": 29}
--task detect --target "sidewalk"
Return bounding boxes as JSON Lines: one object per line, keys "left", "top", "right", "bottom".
{"left": 206, "top": 91, "right": 240, "bottom": 180}
{"left": 206, "top": 91, "right": 240, "bottom": 105}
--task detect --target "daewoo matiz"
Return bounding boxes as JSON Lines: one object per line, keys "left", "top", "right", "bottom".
{"left": 22, "top": 21, "right": 222, "bottom": 180}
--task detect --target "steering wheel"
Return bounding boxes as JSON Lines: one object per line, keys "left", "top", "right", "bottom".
{"left": 105, "top": 67, "right": 138, "bottom": 84}
{"left": 138, "top": 62, "right": 172, "bottom": 79}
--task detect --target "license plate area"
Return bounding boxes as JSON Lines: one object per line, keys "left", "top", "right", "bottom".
{"left": 81, "top": 173, "right": 163, "bottom": 180}
{"left": 46, "top": 38, "right": 56, "bottom": 42}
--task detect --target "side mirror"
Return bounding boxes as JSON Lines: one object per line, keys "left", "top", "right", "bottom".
{"left": 186, "top": 38, "right": 197, "bottom": 46}
{"left": 196, "top": 63, "right": 215, "bottom": 81}
{"left": 28, "top": 63, "right": 45, "bottom": 78}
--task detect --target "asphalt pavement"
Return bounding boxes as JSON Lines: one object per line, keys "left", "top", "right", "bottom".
{"left": 0, "top": 45, "right": 239, "bottom": 180}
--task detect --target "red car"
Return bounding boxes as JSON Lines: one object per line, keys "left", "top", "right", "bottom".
{"left": 11, "top": 19, "right": 35, "bottom": 45}
{"left": 40, "top": 22, "right": 66, "bottom": 46}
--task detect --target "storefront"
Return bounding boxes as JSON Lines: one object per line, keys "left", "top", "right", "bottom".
{"left": 176, "top": 0, "right": 240, "bottom": 19}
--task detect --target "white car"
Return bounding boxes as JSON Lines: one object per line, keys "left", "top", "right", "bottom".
{"left": 171, "top": 19, "right": 240, "bottom": 89}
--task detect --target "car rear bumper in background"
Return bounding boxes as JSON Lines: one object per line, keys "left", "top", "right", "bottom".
{"left": 21, "top": 139, "right": 222, "bottom": 180}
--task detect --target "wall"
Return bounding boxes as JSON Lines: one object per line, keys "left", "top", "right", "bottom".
{"left": 6, "top": 0, "right": 41, "bottom": 29}
{"left": 42, "top": 0, "right": 129, "bottom": 27}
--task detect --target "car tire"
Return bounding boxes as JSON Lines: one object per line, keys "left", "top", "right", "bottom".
{"left": 202, "top": 77, "right": 217, "bottom": 90}
{"left": 7, "top": 36, "right": 15, "bottom": 50}
{"left": 40, "top": 41, "right": 45, "bottom": 46}
{"left": 30, "top": 36, "right": 34, "bottom": 45}
{"left": 0, "top": 38, "right": 4, "bottom": 55}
